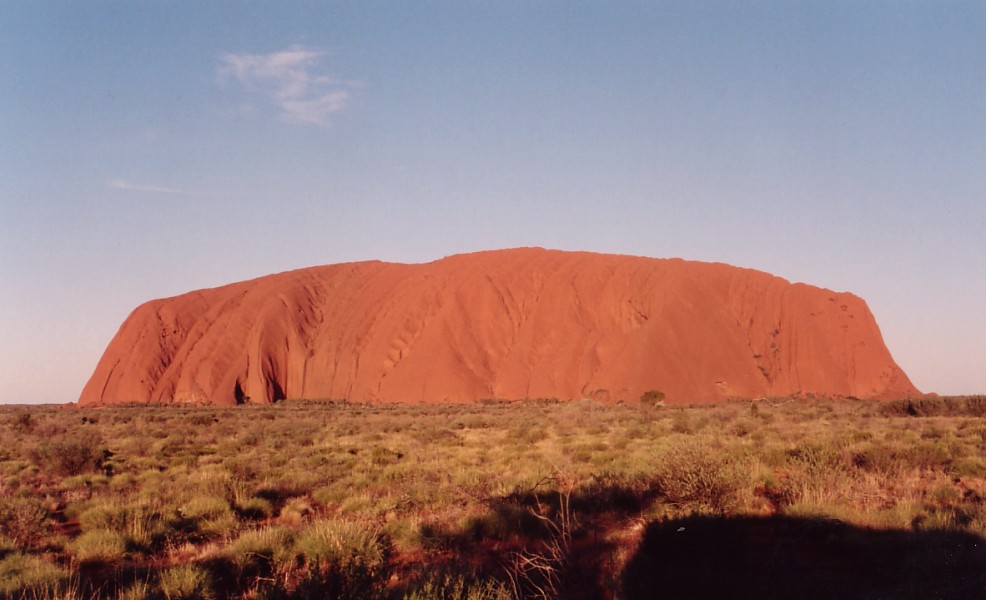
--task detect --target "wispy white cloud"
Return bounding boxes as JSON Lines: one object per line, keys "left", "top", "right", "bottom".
{"left": 217, "top": 45, "right": 354, "bottom": 127}
{"left": 107, "top": 179, "right": 199, "bottom": 196}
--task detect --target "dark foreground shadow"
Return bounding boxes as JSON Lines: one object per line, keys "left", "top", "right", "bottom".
{"left": 622, "top": 514, "right": 986, "bottom": 600}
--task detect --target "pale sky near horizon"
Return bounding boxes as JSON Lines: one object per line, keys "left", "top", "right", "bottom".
{"left": 2, "top": 2, "right": 984, "bottom": 404}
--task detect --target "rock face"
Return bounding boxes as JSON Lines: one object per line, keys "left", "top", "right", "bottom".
{"left": 79, "top": 248, "right": 919, "bottom": 406}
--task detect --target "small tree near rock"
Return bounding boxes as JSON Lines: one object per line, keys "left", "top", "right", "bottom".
{"left": 640, "top": 390, "right": 666, "bottom": 407}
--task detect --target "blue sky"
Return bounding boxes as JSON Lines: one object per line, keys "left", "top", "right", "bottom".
{"left": 2, "top": 2, "right": 984, "bottom": 403}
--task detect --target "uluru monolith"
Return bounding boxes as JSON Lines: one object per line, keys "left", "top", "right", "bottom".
{"left": 79, "top": 248, "right": 919, "bottom": 406}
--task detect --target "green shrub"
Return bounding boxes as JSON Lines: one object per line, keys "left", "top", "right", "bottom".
{"left": 236, "top": 497, "right": 274, "bottom": 520}
{"left": 850, "top": 444, "right": 899, "bottom": 475}
{"left": 69, "top": 529, "right": 127, "bottom": 565}
{"left": 0, "top": 495, "right": 49, "bottom": 547}
{"left": 880, "top": 396, "right": 986, "bottom": 418}
{"left": 293, "top": 519, "right": 386, "bottom": 567}
{"left": 78, "top": 500, "right": 175, "bottom": 552}
{"left": 30, "top": 430, "right": 107, "bottom": 476}
{"left": 118, "top": 579, "right": 153, "bottom": 600}
{"left": 279, "top": 496, "right": 314, "bottom": 526}
{"left": 459, "top": 505, "right": 543, "bottom": 542}
{"left": 291, "top": 519, "right": 390, "bottom": 599}
{"left": 77, "top": 503, "right": 116, "bottom": 532}
{"left": 900, "top": 441, "right": 953, "bottom": 470}
{"left": 179, "top": 495, "right": 237, "bottom": 539}
{"left": 0, "top": 552, "right": 69, "bottom": 596}
{"left": 186, "top": 413, "right": 217, "bottom": 427}
{"left": 9, "top": 412, "right": 36, "bottom": 434}
{"left": 730, "top": 419, "right": 756, "bottom": 437}
{"left": 181, "top": 496, "right": 231, "bottom": 521}
{"left": 654, "top": 442, "right": 749, "bottom": 511}
{"left": 640, "top": 390, "right": 666, "bottom": 407}
{"left": 671, "top": 411, "right": 703, "bottom": 434}
{"left": 786, "top": 442, "right": 842, "bottom": 473}
{"left": 158, "top": 564, "right": 215, "bottom": 600}
{"left": 370, "top": 446, "right": 404, "bottom": 466}
{"left": 965, "top": 395, "right": 986, "bottom": 416}
{"left": 953, "top": 457, "right": 986, "bottom": 478}
{"left": 403, "top": 572, "right": 512, "bottom": 600}
{"left": 224, "top": 526, "right": 294, "bottom": 578}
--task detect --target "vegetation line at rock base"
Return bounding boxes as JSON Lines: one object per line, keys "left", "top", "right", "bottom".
{"left": 2, "top": 396, "right": 985, "bottom": 599}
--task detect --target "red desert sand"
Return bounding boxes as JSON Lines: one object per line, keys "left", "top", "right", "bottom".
{"left": 79, "top": 248, "right": 919, "bottom": 406}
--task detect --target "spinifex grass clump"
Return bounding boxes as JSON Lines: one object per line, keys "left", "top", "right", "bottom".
{"left": 0, "top": 531, "right": 72, "bottom": 598}
{"left": 1, "top": 397, "right": 986, "bottom": 598}
{"left": 156, "top": 564, "right": 216, "bottom": 600}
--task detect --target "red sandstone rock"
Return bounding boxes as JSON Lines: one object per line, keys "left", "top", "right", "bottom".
{"left": 78, "top": 248, "right": 919, "bottom": 406}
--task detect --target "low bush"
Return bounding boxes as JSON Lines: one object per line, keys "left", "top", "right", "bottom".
{"left": 291, "top": 519, "right": 390, "bottom": 599}
{"left": 403, "top": 571, "right": 512, "bottom": 600}
{"left": 78, "top": 500, "right": 177, "bottom": 552}
{"left": 235, "top": 497, "right": 274, "bottom": 520}
{"left": 158, "top": 564, "right": 216, "bottom": 600}
{"left": 786, "top": 441, "right": 843, "bottom": 473}
{"left": 881, "top": 396, "right": 986, "bottom": 418}
{"left": 69, "top": 529, "right": 128, "bottom": 566}
{"left": 654, "top": 441, "right": 749, "bottom": 511}
{"left": 0, "top": 495, "right": 49, "bottom": 548}
{"left": 30, "top": 430, "right": 107, "bottom": 476}
{"left": 9, "top": 412, "right": 36, "bottom": 434}
{"left": 0, "top": 552, "right": 70, "bottom": 597}
{"left": 851, "top": 443, "right": 899, "bottom": 475}
{"left": 222, "top": 526, "right": 293, "bottom": 580}
{"left": 181, "top": 495, "right": 231, "bottom": 521}
{"left": 640, "top": 390, "right": 666, "bottom": 407}
{"left": 954, "top": 457, "right": 986, "bottom": 478}
{"left": 460, "top": 504, "right": 546, "bottom": 543}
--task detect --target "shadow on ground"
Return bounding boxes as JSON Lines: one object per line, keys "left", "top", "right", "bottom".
{"left": 622, "top": 514, "right": 986, "bottom": 600}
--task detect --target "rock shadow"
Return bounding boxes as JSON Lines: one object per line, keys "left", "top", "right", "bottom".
{"left": 622, "top": 514, "right": 986, "bottom": 600}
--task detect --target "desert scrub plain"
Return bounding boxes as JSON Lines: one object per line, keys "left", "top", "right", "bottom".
{"left": 2, "top": 397, "right": 986, "bottom": 599}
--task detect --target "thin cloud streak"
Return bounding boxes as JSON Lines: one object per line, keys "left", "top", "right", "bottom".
{"left": 107, "top": 179, "right": 200, "bottom": 196}
{"left": 218, "top": 45, "right": 353, "bottom": 127}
